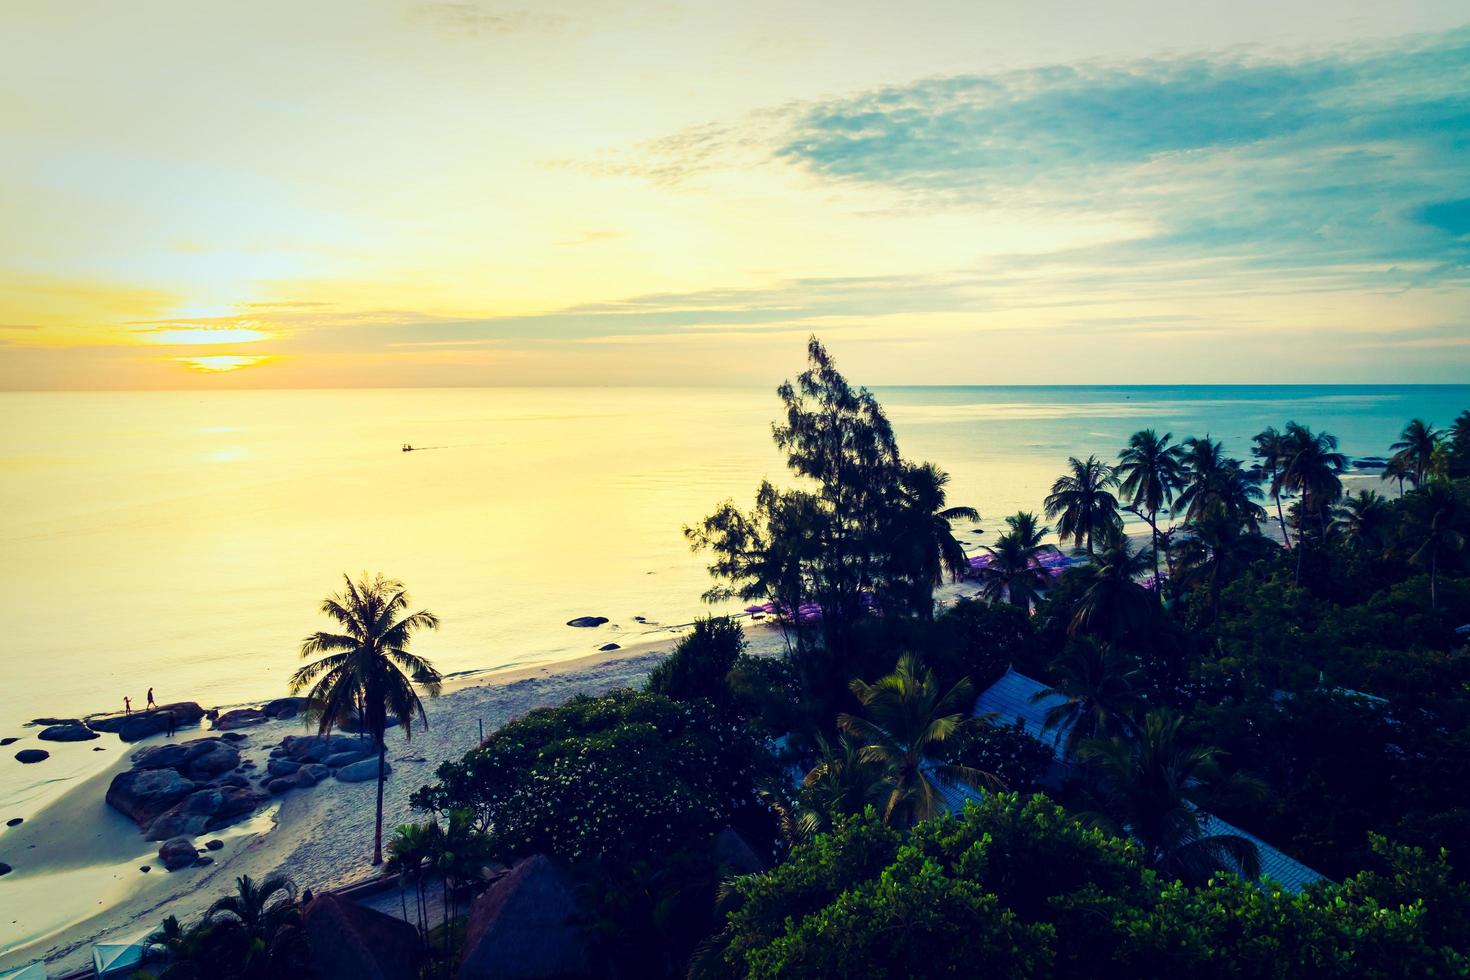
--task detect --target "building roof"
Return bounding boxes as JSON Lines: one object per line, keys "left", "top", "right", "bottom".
{"left": 965, "top": 669, "right": 1327, "bottom": 894}
{"left": 972, "top": 667, "right": 1071, "bottom": 749}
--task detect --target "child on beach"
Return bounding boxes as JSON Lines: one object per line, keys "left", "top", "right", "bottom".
{"left": 124, "top": 696, "right": 131, "bottom": 714}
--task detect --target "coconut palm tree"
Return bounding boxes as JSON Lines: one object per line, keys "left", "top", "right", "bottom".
{"left": 204, "top": 874, "right": 302, "bottom": 950}
{"left": 901, "top": 461, "right": 979, "bottom": 586}
{"left": 1390, "top": 419, "right": 1443, "bottom": 488}
{"left": 1280, "top": 423, "right": 1346, "bottom": 538}
{"left": 1451, "top": 409, "right": 1470, "bottom": 477}
{"left": 1252, "top": 426, "right": 1294, "bottom": 548}
{"left": 837, "top": 654, "right": 997, "bottom": 826}
{"left": 1078, "top": 710, "right": 1261, "bottom": 884}
{"left": 1032, "top": 637, "right": 1141, "bottom": 755}
{"left": 1044, "top": 455, "right": 1121, "bottom": 557}
{"left": 291, "top": 573, "right": 442, "bottom": 865}
{"left": 1116, "top": 429, "right": 1184, "bottom": 589}
{"left": 1332, "top": 490, "right": 1392, "bottom": 554}
{"left": 146, "top": 874, "right": 309, "bottom": 980}
{"left": 973, "top": 512, "right": 1061, "bottom": 611}
{"left": 386, "top": 821, "right": 438, "bottom": 940}
{"left": 1067, "top": 538, "right": 1157, "bottom": 644}
{"left": 799, "top": 733, "right": 885, "bottom": 833}
{"left": 1170, "top": 510, "right": 1274, "bottom": 619}
{"left": 1381, "top": 454, "right": 1412, "bottom": 496}
{"left": 1402, "top": 482, "right": 1468, "bottom": 610}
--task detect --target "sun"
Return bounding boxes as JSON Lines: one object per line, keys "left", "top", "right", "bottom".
{"left": 175, "top": 354, "right": 272, "bottom": 373}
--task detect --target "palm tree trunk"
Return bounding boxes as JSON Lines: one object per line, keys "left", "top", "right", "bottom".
{"left": 1148, "top": 511, "right": 1162, "bottom": 606}
{"left": 373, "top": 742, "right": 386, "bottom": 865}
{"left": 1275, "top": 494, "right": 1290, "bottom": 549}
{"left": 1430, "top": 552, "right": 1438, "bottom": 610}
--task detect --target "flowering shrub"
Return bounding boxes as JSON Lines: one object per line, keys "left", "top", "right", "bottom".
{"left": 411, "top": 689, "right": 772, "bottom": 864}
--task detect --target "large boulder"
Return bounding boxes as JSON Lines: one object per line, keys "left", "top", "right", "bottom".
{"left": 186, "top": 744, "right": 240, "bottom": 779}
{"left": 145, "top": 810, "right": 210, "bottom": 840}
{"left": 38, "top": 723, "right": 98, "bottom": 742}
{"left": 335, "top": 757, "right": 387, "bottom": 783}
{"left": 213, "top": 708, "right": 267, "bottom": 731}
{"left": 158, "top": 837, "right": 199, "bottom": 872}
{"left": 295, "top": 764, "right": 330, "bottom": 787}
{"left": 281, "top": 734, "right": 371, "bottom": 763}
{"left": 14, "top": 749, "right": 48, "bottom": 764}
{"left": 107, "top": 768, "right": 198, "bottom": 829}
{"left": 90, "top": 703, "right": 206, "bottom": 742}
{"left": 262, "top": 697, "right": 309, "bottom": 720}
{"left": 30, "top": 717, "right": 83, "bottom": 727}
{"left": 267, "top": 758, "right": 302, "bottom": 778}
{"left": 459, "top": 854, "right": 593, "bottom": 980}
{"left": 323, "top": 750, "right": 371, "bottom": 769}
{"left": 565, "top": 616, "right": 608, "bottom": 628}
{"left": 303, "top": 893, "right": 420, "bottom": 980}
{"left": 131, "top": 743, "right": 192, "bottom": 770}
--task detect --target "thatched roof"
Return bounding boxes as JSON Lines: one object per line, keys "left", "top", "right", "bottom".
{"left": 458, "top": 853, "right": 594, "bottom": 980}
{"left": 303, "top": 893, "right": 420, "bottom": 980}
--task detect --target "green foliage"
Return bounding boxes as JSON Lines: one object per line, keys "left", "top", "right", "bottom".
{"left": 645, "top": 616, "right": 747, "bottom": 710}
{"left": 142, "top": 875, "right": 311, "bottom": 980}
{"left": 720, "top": 795, "right": 1470, "bottom": 979}
{"left": 940, "top": 719, "right": 1055, "bottom": 793}
{"left": 411, "top": 689, "right": 772, "bottom": 865}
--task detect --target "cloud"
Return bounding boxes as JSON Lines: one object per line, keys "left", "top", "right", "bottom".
{"left": 411, "top": 2, "right": 565, "bottom": 37}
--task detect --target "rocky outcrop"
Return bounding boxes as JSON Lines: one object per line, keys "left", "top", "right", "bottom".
{"left": 598, "top": 643, "right": 620, "bottom": 652}
{"left": 458, "top": 854, "right": 593, "bottom": 980}
{"left": 323, "top": 750, "right": 371, "bottom": 769}
{"left": 566, "top": 616, "right": 608, "bottom": 628}
{"left": 335, "top": 757, "right": 387, "bottom": 783}
{"left": 213, "top": 708, "right": 267, "bottom": 731}
{"left": 158, "top": 836, "right": 199, "bottom": 871}
{"left": 90, "top": 702, "right": 206, "bottom": 742}
{"left": 39, "top": 723, "right": 100, "bottom": 741}
{"left": 107, "top": 768, "right": 197, "bottom": 828}
{"left": 109, "top": 737, "right": 266, "bottom": 837}
{"left": 14, "top": 749, "right": 48, "bottom": 764}
{"left": 303, "top": 894, "right": 421, "bottom": 980}
{"left": 262, "top": 697, "right": 310, "bottom": 720}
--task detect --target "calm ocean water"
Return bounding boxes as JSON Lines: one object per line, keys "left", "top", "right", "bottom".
{"left": 2, "top": 385, "right": 1467, "bottom": 732}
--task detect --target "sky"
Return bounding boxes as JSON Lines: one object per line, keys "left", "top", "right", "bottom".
{"left": 2, "top": 0, "right": 1468, "bottom": 389}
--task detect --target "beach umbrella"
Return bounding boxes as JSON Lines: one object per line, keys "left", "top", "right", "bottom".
{"left": 0, "top": 962, "right": 46, "bottom": 980}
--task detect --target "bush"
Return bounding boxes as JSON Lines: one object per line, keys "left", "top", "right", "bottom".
{"left": 941, "top": 719, "right": 1055, "bottom": 793}
{"left": 645, "top": 616, "right": 746, "bottom": 709}
{"left": 411, "top": 689, "right": 774, "bottom": 865}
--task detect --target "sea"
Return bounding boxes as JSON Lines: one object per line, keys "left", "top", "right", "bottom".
{"left": 3, "top": 385, "right": 1467, "bottom": 736}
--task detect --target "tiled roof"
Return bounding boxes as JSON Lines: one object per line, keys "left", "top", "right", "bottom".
{"left": 972, "top": 667, "right": 1071, "bottom": 749}
{"left": 1196, "top": 812, "right": 1326, "bottom": 893}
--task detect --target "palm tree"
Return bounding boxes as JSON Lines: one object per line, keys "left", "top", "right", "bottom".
{"left": 1078, "top": 710, "right": 1261, "bottom": 884}
{"left": 205, "top": 873, "right": 301, "bottom": 947}
{"left": 1175, "top": 436, "right": 1229, "bottom": 522}
{"left": 291, "top": 573, "right": 443, "bottom": 866}
{"left": 799, "top": 733, "right": 885, "bottom": 833}
{"left": 1033, "top": 637, "right": 1141, "bottom": 755}
{"left": 1280, "top": 423, "right": 1346, "bottom": 538}
{"left": 386, "top": 821, "right": 438, "bottom": 940}
{"left": 1390, "top": 419, "right": 1442, "bottom": 488}
{"left": 1402, "top": 483, "right": 1468, "bottom": 610}
{"left": 1332, "top": 490, "right": 1391, "bottom": 554}
{"left": 973, "top": 512, "right": 1061, "bottom": 611}
{"left": 1170, "top": 510, "right": 1273, "bottom": 619}
{"left": 837, "top": 654, "right": 997, "bottom": 826}
{"left": 1451, "top": 409, "right": 1470, "bottom": 477}
{"left": 1044, "top": 455, "right": 1121, "bottom": 557}
{"left": 1381, "top": 454, "right": 1412, "bottom": 496}
{"left": 1116, "top": 429, "right": 1184, "bottom": 590}
{"left": 1067, "top": 538, "right": 1157, "bottom": 643}
{"left": 902, "top": 461, "right": 979, "bottom": 586}
{"left": 1252, "top": 426, "right": 1294, "bottom": 548}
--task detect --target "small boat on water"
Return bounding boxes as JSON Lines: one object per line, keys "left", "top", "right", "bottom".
{"left": 402, "top": 443, "right": 414, "bottom": 452}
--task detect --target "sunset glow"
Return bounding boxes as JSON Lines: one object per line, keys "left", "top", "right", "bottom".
{"left": 174, "top": 354, "right": 272, "bottom": 373}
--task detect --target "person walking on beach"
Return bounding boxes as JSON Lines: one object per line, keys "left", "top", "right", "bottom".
{"left": 165, "top": 710, "right": 176, "bottom": 738}
{"left": 124, "top": 696, "right": 132, "bottom": 715}
{"left": 146, "top": 687, "right": 156, "bottom": 710}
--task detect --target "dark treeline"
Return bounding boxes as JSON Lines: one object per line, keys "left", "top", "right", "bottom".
{"left": 138, "top": 340, "right": 1470, "bottom": 979}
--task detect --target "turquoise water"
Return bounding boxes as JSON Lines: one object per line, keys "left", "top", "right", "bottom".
{"left": 1, "top": 385, "right": 1465, "bottom": 734}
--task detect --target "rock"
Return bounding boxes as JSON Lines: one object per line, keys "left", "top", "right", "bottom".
{"left": 263, "top": 697, "right": 310, "bottom": 720}
{"left": 295, "top": 764, "right": 330, "bottom": 787}
{"left": 340, "top": 713, "right": 397, "bottom": 735}
{"left": 140, "top": 865, "right": 151, "bottom": 873}
{"left": 565, "top": 616, "right": 608, "bottom": 628}
{"left": 194, "top": 855, "right": 214, "bottom": 867}
{"left": 458, "top": 854, "right": 593, "bottom": 980}
{"left": 268, "top": 758, "right": 302, "bottom": 778}
{"left": 107, "top": 768, "right": 197, "bottom": 829}
{"left": 221, "top": 731, "right": 248, "bottom": 743}
{"left": 335, "top": 758, "right": 387, "bottom": 783}
{"left": 205, "top": 839, "right": 223, "bottom": 851}
{"left": 146, "top": 811, "right": 210, "bottom": 840}
{"left": 0, "top": 863, "right": 11, "bottom": 876}
{"left": 131, "top": 743, "right": 191, "bottom": 770}
{"left": 7, "top": 817, "right": 22, "bottom": 827}
{"left": 94, "top": 746, "right": 106, "bottom": 751}
{"left": 158, "top": 837, "right": 198, "bottom": 871}
{"left": 186, "top": 744, "right": 240, "bottom": 779}
{"left": 30, "top": 717, "right": 83, "bottom": 727}
{"left": 39, "top": 723, "right": 99, "bottom": 742}
{"left": 323, "top": 751, "right": 370, "bottom": 769}
{"left": 598, "top": 643, "right": 621, "bottom": 652}
{"left": 15, "top": 749, "right": 48, "bottom": 764}
{"left": 213, "top": 708, "right": 267, "bottom": 731}
{"left": 267, "top": 777, "right": 298, "bottom": 795}
{"left": 303, "top": 893, "right": 421, "bottom": 980}
{"left": 218, "top": 775, "right": 250, "bottom": 789}
{"left": 282, "top": 734, "right": 371, "bottom": 763}
{"left": 0, "top": 738, "right": 16, "bottom": 746}
{"left": 89, "top": 702, "right": 206, "bottom": 742}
